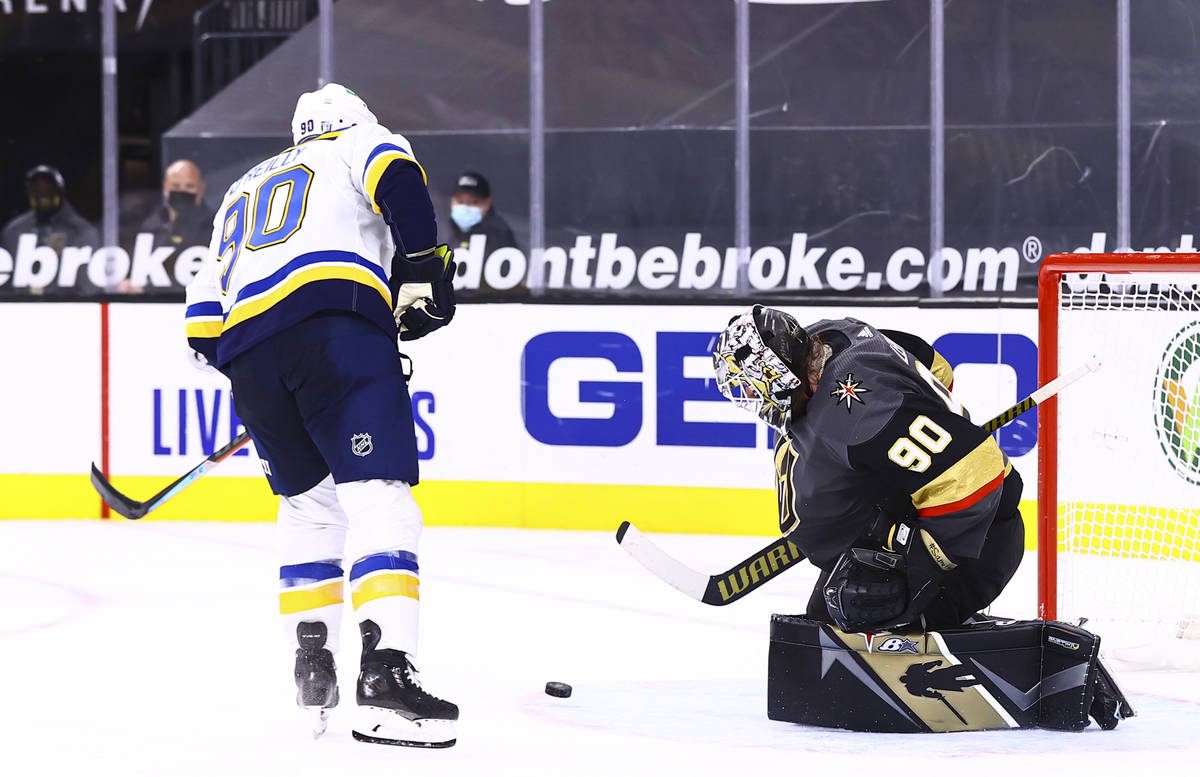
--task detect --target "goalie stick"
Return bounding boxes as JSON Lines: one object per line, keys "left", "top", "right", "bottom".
{"left": 90, "top": 431, "right": 251, "bottom": 519}
{"left": 616, "top": 354, "right": 1102, "bottom": 606}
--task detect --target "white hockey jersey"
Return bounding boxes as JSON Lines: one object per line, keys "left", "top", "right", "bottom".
{"left": 184, "top": 123, "right": 425, "bottom": 366}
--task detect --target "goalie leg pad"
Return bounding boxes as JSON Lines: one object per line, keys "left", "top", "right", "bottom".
{"left": 767, "top": 615, "right": 1135, "bottom": 732}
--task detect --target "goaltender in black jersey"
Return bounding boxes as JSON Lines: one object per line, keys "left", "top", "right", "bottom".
{"left": 714, "top": 306, "right": 1024, "bottom": 633}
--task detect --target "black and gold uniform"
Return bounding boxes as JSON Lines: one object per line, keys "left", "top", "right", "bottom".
{"left": 773, "top": 318, "right": 1024, "bottom": 630}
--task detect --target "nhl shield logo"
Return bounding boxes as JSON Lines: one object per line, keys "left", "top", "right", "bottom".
{"left": 350, "top": 433, "right": 374, "bottom": 457}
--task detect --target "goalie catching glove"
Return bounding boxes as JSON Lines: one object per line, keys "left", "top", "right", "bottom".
{"left": 823, "top": 520, "right": 956, "bottom": 632}
{"left": 392, "top": 244, "right": 457, "bottom": 341}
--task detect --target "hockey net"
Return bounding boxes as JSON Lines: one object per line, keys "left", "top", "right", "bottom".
{"left": 1039, "top": 253, "right": 1200, "bottom": 670}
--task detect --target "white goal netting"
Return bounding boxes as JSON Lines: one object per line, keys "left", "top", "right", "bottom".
{"left": 1052, "top": 268, "right": 1200, "bottom": 669}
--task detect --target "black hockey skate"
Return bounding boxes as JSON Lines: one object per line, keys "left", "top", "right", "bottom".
{"left": 294, "top": 621, "right": 339, "bottom": 738}
{"left": 352, "top": 619, "right": 458, "bottom": 748}
{"left": 1090, "top": 656, "right": 1136, "bottom": 730}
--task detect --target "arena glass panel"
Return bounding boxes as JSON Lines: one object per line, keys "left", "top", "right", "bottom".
{"left": 748, "top": 128, "right": 929, "bottom": 302}
{"left": 945, "top": 0, "right": 1117, "bottom": 127}
{"left": 746, "top": 0, "right": 929, "bottom": 303}
{"left": 539, "top": 0, "right": 735, "bottom": 302}
{"left": 1, "top": 8, "right": 110, "bottom": 300}
{"left": 1130, "top": 1, "right": 1200, "bottom": 252}
{"left": 1132, "top": 0, "right": 1200, "bottom": 125}
{"left": 156, "top": 0, "right": 531, "bottom": 303}
{"left": 747, "top": 0, "right": 930, "bottom": 130}
{"left": 942, "top": 126, "right": 1117, "bottom": 297}
{"left": 943, "top": 0, "right": 1118, "bottom": 299}
{"left": 1130, "top": 122, "right": 1200, "bottom": 252}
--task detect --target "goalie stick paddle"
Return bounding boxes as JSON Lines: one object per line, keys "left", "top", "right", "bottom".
{"left": 616, "top": 354, "right": 1103, "bottom": 606}
{"left": 615, "top": 521, "right": 805, "bottom": 606}
{"left": 90, "top": 431, "right": 251, "bottom": 519}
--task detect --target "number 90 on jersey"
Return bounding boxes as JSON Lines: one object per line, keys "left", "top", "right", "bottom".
{"left": 887, "top": 415, "right": 952, "bottom": 472}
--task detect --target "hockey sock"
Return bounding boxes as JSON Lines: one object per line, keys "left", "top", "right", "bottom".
{"left": 279, "top": 560, "right": 345, "bottom": 653}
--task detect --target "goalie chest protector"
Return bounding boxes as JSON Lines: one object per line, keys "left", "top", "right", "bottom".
{"left": 767, "top": 615, "right": 1128, "bottom": 732}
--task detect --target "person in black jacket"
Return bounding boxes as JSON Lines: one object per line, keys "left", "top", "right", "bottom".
{"left": 139, "top": 159, "right": 216, "bottom": 252}
{"left": 448, "top": 170, "right": 518, "bottom": 252}
{"left": 2, "top": 166, "right": 101, "bottom": 294}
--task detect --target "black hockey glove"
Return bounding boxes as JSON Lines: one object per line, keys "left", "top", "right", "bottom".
{"left": 823, "top": 523, "right": 955, "bottom": 632}
{"left": 823, "top": 547, "right": 908, "bottom": 632}
{"left": 392, "top": 244, "right": 457, "bottom": 341}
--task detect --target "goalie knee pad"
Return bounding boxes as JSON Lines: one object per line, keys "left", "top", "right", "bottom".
{"left": 767, "top": 615, "right": 1134, "bottom": 732}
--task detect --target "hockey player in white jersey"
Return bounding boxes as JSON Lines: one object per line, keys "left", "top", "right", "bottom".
{"left": 185, "top": 84, "right": 458, "bottom": 747}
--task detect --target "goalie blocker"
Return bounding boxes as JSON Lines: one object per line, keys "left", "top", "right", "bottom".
{"left": 768, "top": 615, "right": 1133, "bottom": 732}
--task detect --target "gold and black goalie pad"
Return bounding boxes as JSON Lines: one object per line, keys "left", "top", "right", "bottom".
{"left": 767, "top": 615, "right": 1135, "bottom": 733}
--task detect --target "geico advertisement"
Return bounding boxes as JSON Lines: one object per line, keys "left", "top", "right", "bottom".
{"left": 104, "top": 304, "right": 1039, "bottom": 490}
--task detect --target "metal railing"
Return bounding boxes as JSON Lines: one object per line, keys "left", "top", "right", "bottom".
{"left": 192, "top": 0, "right": 320, "bottom": 109}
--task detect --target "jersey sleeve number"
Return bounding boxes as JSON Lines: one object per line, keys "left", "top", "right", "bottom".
{"left": 217, "top": 194, "right": 249, "bottom": 293}
{"left": 887, "top": 415, "right": 951, "bottom": 472}
{"left": 218, "top": 164, "right": 315, "bottom": 294}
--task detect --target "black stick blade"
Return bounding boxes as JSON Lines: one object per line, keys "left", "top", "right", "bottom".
{"left": 615, "top": 521, "right": 631, "bottom": 543}
{"left": 90, "top": 463, "right": 149, "bottom": 520}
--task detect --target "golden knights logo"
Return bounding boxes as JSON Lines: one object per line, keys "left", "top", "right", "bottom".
{"left": 900, "top": 659, "right": 983, "bottom": 726}
{"left": 1153, "top": 321, "right": 1200, "bottom": 486}
{"left": 830, "top": 372, "right": 870, "bottom": 413}
{"left": 351, "top": 432, "right": 374, "bottom": 457}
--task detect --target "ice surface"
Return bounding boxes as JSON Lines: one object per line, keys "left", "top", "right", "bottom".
{"left": 2, "top": 521, "right": 1198, "bottom": 775}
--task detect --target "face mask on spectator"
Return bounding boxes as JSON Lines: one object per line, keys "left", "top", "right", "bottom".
{"left": 30, "top": 193, "right": 62, "bottom": 222}
{"left": 451, "top": 203, "right": 483, "bottom": 231}
{"left": 168, "top": 190, "right": 199, "bottom": 214}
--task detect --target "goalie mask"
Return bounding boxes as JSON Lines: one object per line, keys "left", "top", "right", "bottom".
{"left": 292, "top": 83, "right": 378, "bottom": 144}
{"left": 713, "top": 306, "right": 810, "bottom": 431}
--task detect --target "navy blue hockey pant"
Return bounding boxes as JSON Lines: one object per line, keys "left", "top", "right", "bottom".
{"left": 227, "top": 312, "right": 418, "bottom": 497}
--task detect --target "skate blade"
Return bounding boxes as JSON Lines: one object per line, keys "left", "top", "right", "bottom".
{"left": 310, "top": 708, "right": 330, "bottom": 739}
{"left": 352, "top": 706, "right": 456, "bottom": 748}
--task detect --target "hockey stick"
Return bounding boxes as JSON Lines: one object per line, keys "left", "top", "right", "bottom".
{"left": 615, "top": 354, "right": 1102, "bottom": 605}
{"left": 89, "top": 347, "right": 416, "bottom": 520}
{"left": 90, "top": 431, "right": 251, "bottom": 519}
{"left": 977, "top": 354, "right": 1101, "bottom": 433}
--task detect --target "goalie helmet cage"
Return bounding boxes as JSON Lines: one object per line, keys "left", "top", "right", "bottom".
{"left": 1038, "top": 253, "right": 1200, "bottom": 669}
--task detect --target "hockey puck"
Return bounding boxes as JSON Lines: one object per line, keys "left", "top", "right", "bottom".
{"left": 544, "top": 681, "right": 572, "bottom": 698}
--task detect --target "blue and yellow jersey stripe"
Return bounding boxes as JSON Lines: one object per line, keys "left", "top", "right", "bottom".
{"left": 185, "top": 300, "right": 223, "bottom": 339}
{"left": 363, "top": 142, "right": 427, "bottom": 214}
{"left": 185, "top": 300, "right": 224, "bottom": 364}
{"left": 349, "top": 550, "right": 420, "bottom": 608}
{"left": 223, "top": 250, "right": 391, "bottom": 330}
{"left": 192, "top": 249, "right": 396, "bottom": 366}
{"left": 278, "top": 561, "right": 344, "bottom": 615}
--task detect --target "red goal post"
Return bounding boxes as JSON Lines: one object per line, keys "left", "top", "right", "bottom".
{"left": 1038, "top": 253, "right": 1200, "bottom": 657}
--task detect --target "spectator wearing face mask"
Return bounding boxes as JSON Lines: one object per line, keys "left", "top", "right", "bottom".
{"left": 448, "top": 170, "right": 518, "bottom": 253}
{"left": 2, "top": 165, "right": 101, "bottom": 258}
{"left": 140, "top": 159, "right": 216, "bottom": 252}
